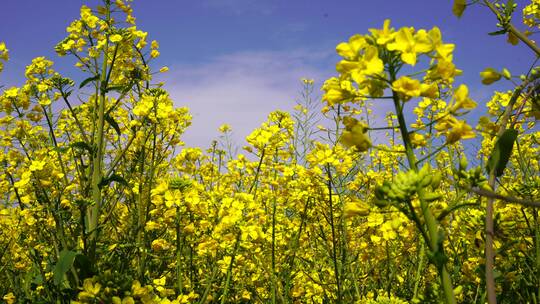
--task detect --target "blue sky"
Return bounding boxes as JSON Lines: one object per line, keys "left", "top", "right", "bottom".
{"left": 0, "top": 0, "right": 535, "bottom": 147}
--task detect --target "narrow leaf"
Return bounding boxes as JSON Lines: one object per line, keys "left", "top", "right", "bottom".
{"left": 486, "top": 128, "right": 518, "bottom": 177}
{"left": 105, "top": 113, "right": 122, "bottom": 136}
{"left": 488, "top": 29, "right": 507, "bottom": 36}
{"left": 79, "top": 75, "right": 100, "bottom": 89}
{"left": 105, "top": 85, "right": 126, "bottom": 94}
{"left": 99, "top": 174, "right": 128, "bottom": 189}
{"left": 53, "top": 250, "right": 77, "bottom": 285}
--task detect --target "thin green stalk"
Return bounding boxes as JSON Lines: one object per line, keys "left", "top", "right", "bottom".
{"left": 389, "top": 65, "right": 456, "bottom": 304}
{"left": 176, "top": 206, "right": 184, "bottom": 295}
{"left": 326, "top": 165, "right": 343, "bottom": 303}
{"left": 271, "top": 191, "right": 277, "bottom": 304}
{"left": 271, "top": 149, "right": 279, "bottom": 304}
{"left": 534, "top": 210, "right": 540, "bottom": 302}
{"left": 88, "top": 0, "right": 111, "bottom": 261}
{"left": 484, "top": 83, "right": 525, "bottom": 304}
{"left": 198, "top": 266, "right": 219, "bottom": 304}
{"left": 221, "top": 232, "right": 241, "bottom": 304}
{"left": 413, "top": 242, "right": 425, "bottom": 300}
{"left": 483, "top": 0, "right": 540, "bottom": 56}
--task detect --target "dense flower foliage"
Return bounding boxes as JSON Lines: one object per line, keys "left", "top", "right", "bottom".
{"left": 0, "top": 0, "right": 539, "bottom": 303}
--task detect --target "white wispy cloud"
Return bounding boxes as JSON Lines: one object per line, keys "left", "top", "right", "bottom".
{"left": 161, "top": 49, "right": 335, "bottom": 148}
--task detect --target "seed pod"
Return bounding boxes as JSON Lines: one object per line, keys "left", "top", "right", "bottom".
{"left": 431, "top": 171, "right": 442, "bottom": 188}
{"left": 459, "top": 156, "right": 468, "bottom": 172}
{"left": 419, "top": 174, "right": 433, "bottom": 188}
{"left": 423, "top": 192, "right": 442, "bottom": 202}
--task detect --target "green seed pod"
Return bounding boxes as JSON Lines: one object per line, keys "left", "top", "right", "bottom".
{"left": 459, "top": 156, "right": 468, "bottom": 171}
{"left": 423, "top": 192, "right": 442, "bottom": 202}
{"left": 431, "top": 171, "right": 442, "bottom": 189}
{"left": 419, "top": 174, "right": 433, "bottom": 188}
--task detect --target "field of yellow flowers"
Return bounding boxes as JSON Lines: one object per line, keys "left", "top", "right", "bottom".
{"left": 1, "top": 0, "right": 539, "bottom": 303}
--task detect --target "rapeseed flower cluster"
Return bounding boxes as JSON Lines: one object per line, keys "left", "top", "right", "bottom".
{"left": 0, "top": 1, "right": 539, "bottom": 304}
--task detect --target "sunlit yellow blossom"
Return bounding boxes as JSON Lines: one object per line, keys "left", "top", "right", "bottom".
{"left": 420, "top": 83, "right": 439, "bottom": 98}
{"left": 451, "top": 84, "right": 476, "bottom": 112}
{"left": 219, "top": 124, "right": 231, "bottom": 133}
{"left": 109, "top": 34, "right": 123, "bottom": 43}
{"left": 392, "top": 76, "right": 421, "bottom": 100}
{"left": 301, "top": 77, "right": 314, "bottom": 85}
{"left": 4, "top": 87, "right": 19, "bottom": 98}
{"left": 80, "top": 5, "right": 99, "bottom": 28}
{"left": 151, "top": 238, "right": 171, "bottom": 251}
{"left": 428, "top": 27, "right": 455, "bottom": 60}
{"left": 0, "top": 41, "right": 8, "bottom": 60}
{"left": 133, "top": 95, "right": 154, "bottom": 116}
{"left": 386, "top": 27, "right": 431, "bottom": 65}
{"left": 343, "top": 200, "right": 370, "bottom": 218}
{"left": 322, "top": 77, "right": 358, "bottom": 106}
{"left": 2, "top": 293, "right": 16, "bottom": 304}
{"left": 340, "top": 117, "right": 371, "bottom": 152}
{"left": 336, "top": 34, "right": 367, "bottom": 59}
{"left": 78, "top": 279, "right": 101, "bottom": 301}
{"left": 29, "top": 160, "right": 46, "bottom": 172}
{"left": 410, "top": 133, "right": 427, "bottom": 147}
{"left": 480, "top": 67, "right": 501, "bottom": 85}
{"left": 369, "top": 19, "right": 395, "bottom": 45}
{"left": 38, "top": 95, "right": 52, "bottom": 106}
{"left": 430, "top": 59, "right": 462, "bottom": 81}
{"left": 151, "top": 49, "right": 160, "bottom": 58}
{"left": 336, "top": 45, "right": 384, "bottom": 84}
{"left": 435, "top": 116, "right": 475, "bottom": 143}
{"left": 0, "top": 42, "right": 7, "bottom": 72}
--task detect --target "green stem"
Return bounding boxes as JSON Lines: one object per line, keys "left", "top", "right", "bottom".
{"left": 413, "top": 242, "right": 425, "bottom": 300}
{"left": 484, "top": 83, "right": 524, "bottom": 304}
{"left": 483, "top": 0, "right": 540, "bottom": 56}
{"left": 326, "top": 165, "right": 342, "bottom": 303}
{"left": 176, "top": 206, "right": 183, "bottom": 295}
{"left": 271, "top": 188, "right": 277, "bottom": 304}
{"left": 221, "top": 232, "right": 241, "bottom": 304}
{"left": 389, "top": 65, "right": 456, "bottom": 304}
{"left": 88, "top": 1, "right": 111, "bottom": 261}
{"left": 534, "top": 210, "right": 540, "bottom": 302}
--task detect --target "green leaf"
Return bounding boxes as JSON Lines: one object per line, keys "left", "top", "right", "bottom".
{"left": 99, "top": 174, "right": 128, "bottom": 189}
{"left": 486, "top": 128, "right": 518, "bottom": 177}
{"left": 488, "top": 29, "right": 507, "bottom": 36}
{"left": 73, "top": 253, "right": 93, "bottom": 280}
{"left": 79, "top": 75, "right": 100, "bottom": 89}
{"left": 105, "top": 113, "right": 122, "bottom": 136}
{"left": 452, "top": 0, "right": 466, "bottom": 18}
{"left": 53, "top": 250, "right": 77, "bottom": 285}
{"left": 105, "top": 85, "right": 127, "bottom": 94}
{"left": 32, "top": 273, "right": 44, "bottom": 285}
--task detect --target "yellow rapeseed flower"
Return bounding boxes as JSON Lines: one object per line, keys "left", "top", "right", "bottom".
{"left": 392, "top": 76, "right": 421, "bottom": 100}
{"left": 109, "top": 34, "right": 123, "bottom": 43}
{"left": 480, "top": 67, "right": 501, "bottom": 85}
